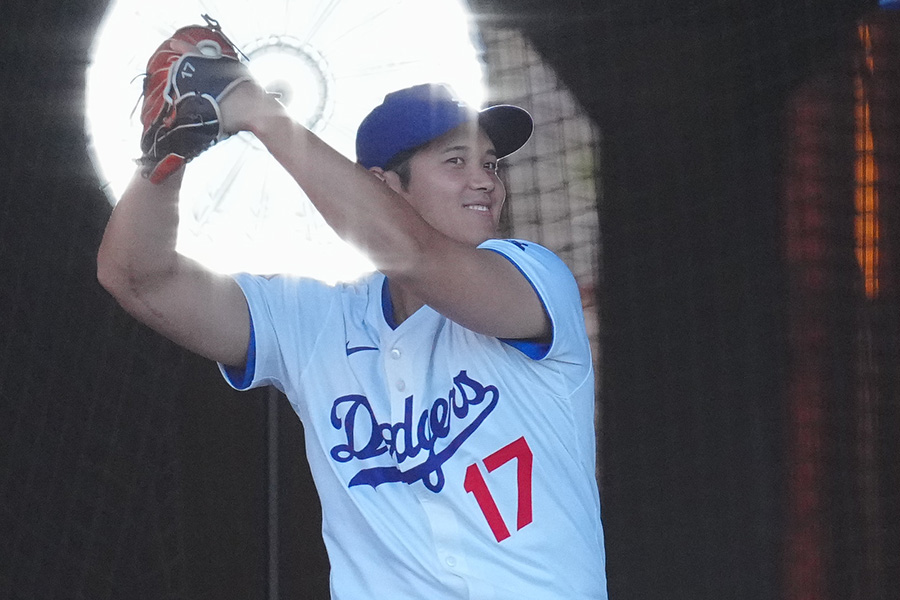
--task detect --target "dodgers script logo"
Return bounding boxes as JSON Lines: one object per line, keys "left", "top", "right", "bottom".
{"left": 329, "top": 370, "right": 498, "bottom": 492}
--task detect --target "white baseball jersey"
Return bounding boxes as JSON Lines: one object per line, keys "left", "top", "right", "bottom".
{"left": 220, "top": 239, "right": 608, "bottom": 599}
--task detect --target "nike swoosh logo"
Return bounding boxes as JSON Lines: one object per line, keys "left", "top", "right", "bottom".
{"left": 346, "top": 342, "right": 379, "bottom": 356}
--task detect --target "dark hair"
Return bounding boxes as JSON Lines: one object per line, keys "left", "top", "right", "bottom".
{"left": 383, "top": 145, "right": 421, "bottom": 190}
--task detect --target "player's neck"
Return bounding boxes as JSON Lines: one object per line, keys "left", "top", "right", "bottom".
{"left": 387, "top": 281, "right": 425, "bottom": 327}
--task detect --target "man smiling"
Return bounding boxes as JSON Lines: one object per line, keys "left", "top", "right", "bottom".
{"left": 98, "top": 80, "right": 608, "bottom": 598}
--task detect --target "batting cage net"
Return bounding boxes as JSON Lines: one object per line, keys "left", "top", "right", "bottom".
{"left": 1, "top": 1, "right": 898, "bottom": 599}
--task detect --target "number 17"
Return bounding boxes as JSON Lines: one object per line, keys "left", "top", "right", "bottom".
{"left": 464, "top": 436, "right": 534, "bottom": 543}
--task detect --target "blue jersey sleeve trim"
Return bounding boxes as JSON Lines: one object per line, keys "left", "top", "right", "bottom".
{"left": 487, "top": 247, "right": 552, "bottom": 360}
{"left": 221, "top": 313, "right": 257, "bottom": 389}
{"left": 381, "top": 277, "right": 399, "bottom": 330}
{"left": 499, "top": 336, "right": 551, "bottom": 359}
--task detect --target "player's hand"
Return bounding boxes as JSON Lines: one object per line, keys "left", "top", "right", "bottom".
{"left": 218, "top": 80, "right": 288, "bottom": 136}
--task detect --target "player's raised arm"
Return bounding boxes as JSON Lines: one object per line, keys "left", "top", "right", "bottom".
{"left": 97, "top": 171, "right": 251, "bottom": 366}
{"left": 222, "top": 83, "right": 551, "bottom": 342}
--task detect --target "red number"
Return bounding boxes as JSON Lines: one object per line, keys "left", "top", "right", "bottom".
{"left": 464, "top": 463, "right": 511, "bottom": 542}
{"left": 464, "top": 436, "right": 534, "bottom": 542}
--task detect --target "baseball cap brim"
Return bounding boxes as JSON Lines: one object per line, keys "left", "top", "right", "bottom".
{"left": 477, "top": 105, "right": 534, "bottom": 163}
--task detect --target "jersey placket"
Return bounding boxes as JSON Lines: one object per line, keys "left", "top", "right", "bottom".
{"left": 380, "top": 310, "right": 476, "bottom": 593}
{"left": 378, "top": 310, "right": 434, "bottom": 479}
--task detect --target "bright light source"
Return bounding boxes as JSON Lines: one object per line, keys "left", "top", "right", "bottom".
{"left": 245, "top": 39, "right": 332, "bottom": 130}
{"left": 86, "top": 0, "right": 485, "bottom": 281}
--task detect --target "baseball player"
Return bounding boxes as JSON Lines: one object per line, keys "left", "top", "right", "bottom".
{"left": 98, "top": 22, "right": 607, "bottom": 599}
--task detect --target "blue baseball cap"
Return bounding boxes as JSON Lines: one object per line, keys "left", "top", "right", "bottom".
{"left": 356, "top": 83, "right": 533, "bottom": 169}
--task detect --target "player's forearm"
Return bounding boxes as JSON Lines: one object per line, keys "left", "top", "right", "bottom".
{"left": 250, "top": 109, "right": 429, "bottom": 274}
{"left": 97, "top": 169, "right": 183, "bottom": 301}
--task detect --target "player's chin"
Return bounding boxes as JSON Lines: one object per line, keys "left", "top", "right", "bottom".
{"left": 463, "top": 227, "right": 500, "bottom": 247}
{"left": 467, "top": 210, "right": 500, "bottom": 232}
{"left": 443, "top": 214, "right": 499, "bottom": 246}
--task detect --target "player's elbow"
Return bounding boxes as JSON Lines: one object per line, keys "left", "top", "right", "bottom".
{"left": 97, "top": 244, "right": 119, "bottom": 295}
{"left": 97, "top": 248, "right": 133, "bottom": 307}
{"left": 96, "top": 245, "right": 152, "bottom": 313}
{"left": 97, "top": 260, "right": 169, "bottom": 333}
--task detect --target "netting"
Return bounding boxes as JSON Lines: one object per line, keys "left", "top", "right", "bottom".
{"left": 0, "top": 2, "right": 189, "bottom": 595}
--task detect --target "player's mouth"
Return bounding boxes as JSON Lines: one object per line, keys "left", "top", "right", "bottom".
{"left": 463, "top": 202, "right": 492, "bottom": 213}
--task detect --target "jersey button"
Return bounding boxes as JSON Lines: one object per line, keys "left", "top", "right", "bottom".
{"left": 390, "top": 348, "right": 401, "bottom": 359}
{"left": 445, "top": 556, "right": 457, "bottom": 568}
{"left": 396, "top": 380, "right": 406, "bottom": 391}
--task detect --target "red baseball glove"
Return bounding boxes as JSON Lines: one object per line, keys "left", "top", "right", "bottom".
{"left": 138, "top": 15, "right": 252, "bottom": 183}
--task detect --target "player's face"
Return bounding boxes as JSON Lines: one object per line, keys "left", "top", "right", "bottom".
{"left": 400, "top": 124, "right": 506, "bottom": 246}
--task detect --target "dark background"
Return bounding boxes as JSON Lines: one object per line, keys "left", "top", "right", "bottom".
{"left": 0, "top": 0, "right": 893, "bottom": 599}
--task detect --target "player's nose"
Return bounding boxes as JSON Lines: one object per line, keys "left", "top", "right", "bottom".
{"left": 468, "top": 165, "right": 496, "bottom": 193}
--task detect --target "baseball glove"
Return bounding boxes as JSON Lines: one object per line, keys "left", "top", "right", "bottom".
{"left": 139, "top": 15, "right": 252, "bottom": 183}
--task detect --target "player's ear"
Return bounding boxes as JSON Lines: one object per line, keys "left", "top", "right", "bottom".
{"left": 369, "top": 166, "right": 404, "bottom": 193}
{"left": 368, "top": 166, "right": 387, "bottom": 182}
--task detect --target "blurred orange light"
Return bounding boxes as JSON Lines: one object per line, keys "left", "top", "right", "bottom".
{"left": 854, "top": 24, "right": 880, "bottom": 299}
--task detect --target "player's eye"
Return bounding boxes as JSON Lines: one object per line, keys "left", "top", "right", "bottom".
{"left": 447, "top": 157, "right": 464, "bottom": 166}
{"left": 484, "top": 161, "right": 498, "bottom": 172}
